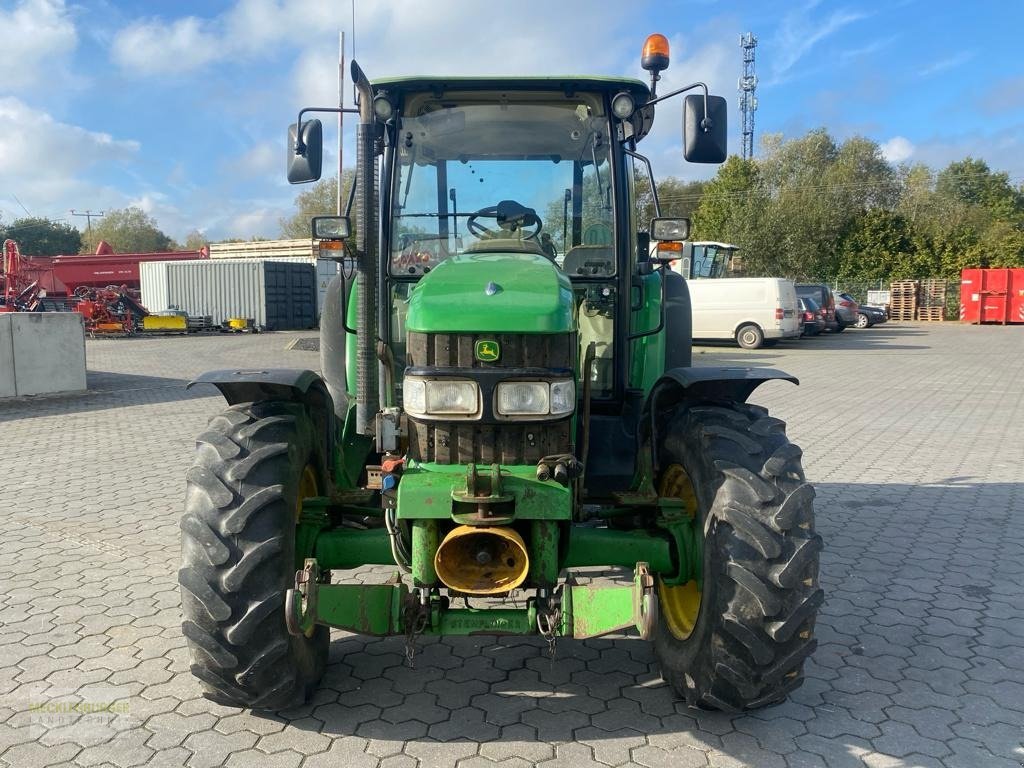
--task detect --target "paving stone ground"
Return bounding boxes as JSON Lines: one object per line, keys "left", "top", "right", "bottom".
{"left": 0, "top": 323, "right": 1022, "bottom": 768}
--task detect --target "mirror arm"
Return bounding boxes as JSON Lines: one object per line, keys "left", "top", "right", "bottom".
{"left": 643, "top": 82, "right": 713, "bottom": 131}
{"left": 624, "top": 148, "right": 660, "bottom": 218}
{"left": 294, "top": 106, "right": 361, "bottom": 154}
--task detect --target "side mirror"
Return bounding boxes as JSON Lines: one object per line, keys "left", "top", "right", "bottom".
{"left": 683, "top": 94, "right": 727, "bottom": 164}
{"left": 287, "top": 119, "right": 323, "bottom": 184}
{"left": 312, "top": 215, "right": 351, "bottom": 240}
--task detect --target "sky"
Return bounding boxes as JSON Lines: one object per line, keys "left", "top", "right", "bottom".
{"left": 1, "top": 0, "right": 1022, "bottom": 243}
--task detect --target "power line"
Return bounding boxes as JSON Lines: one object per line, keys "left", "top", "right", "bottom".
{"left": 70, "top": 209, "right": 104, "bottom": 233}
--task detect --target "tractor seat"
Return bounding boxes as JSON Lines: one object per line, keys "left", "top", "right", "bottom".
{"left": 562, "top": 245, "right": 614, "bottom": 276}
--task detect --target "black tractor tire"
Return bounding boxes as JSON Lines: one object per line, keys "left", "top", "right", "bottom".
{"left": 653, "top": 402, "right": 822, "bottom": 712}
{"left": 179, "top": 401, "right": 329, "bottom": 709}
{"left": 736, "top": 324, "right": 764, "bottom": 350}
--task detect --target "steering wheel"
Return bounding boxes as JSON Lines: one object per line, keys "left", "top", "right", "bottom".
{"left": 467, "top": 200, "right": 543, "bottom": 240}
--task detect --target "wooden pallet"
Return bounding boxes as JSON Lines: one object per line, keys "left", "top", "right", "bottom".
{"left": 918, "top": 306, "right": 945, "bottom": 322}
{"left": 889, "top": 280, "right": 919, "bottom": 321}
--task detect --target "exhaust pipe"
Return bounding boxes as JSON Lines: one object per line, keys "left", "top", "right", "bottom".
{"left": 351, "top": 60, "right": 379, "bottom": 436}
{"left": 434, "top": 526, "right": 530, "bottom": 596}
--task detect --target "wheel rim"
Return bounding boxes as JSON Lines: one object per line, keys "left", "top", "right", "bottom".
{"left": 296, "top": 464, "right": 318, "bottom": 523}
{"left": 657, "top": 464, "right": 702, "bottom": 640}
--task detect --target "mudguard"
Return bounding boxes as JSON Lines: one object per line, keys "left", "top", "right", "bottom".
{"left": 188, "top": 368, "right": 332, "bottom": 408}
{"left": 638, "top": 366, "right": 798, "bottom": 475}
{"left": 188, "top": 368, "right": 336, "bottom": 479}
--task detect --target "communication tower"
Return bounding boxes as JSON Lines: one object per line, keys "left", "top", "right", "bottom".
{"left": 738, "top": 33, "right": 758, "bottom": 160}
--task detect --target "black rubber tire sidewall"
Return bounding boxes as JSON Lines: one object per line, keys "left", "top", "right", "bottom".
{"left": 179, "top": 401, "right": 330, "bottom": 709}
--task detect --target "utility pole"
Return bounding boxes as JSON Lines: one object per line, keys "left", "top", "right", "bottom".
{"left": 71, "top": 209, "right": 104, "bottom": 233}
{"left": 738, "top": 33, "right": 758, "bottom": 161}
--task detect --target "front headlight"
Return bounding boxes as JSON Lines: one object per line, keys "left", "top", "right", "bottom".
{"left": 403, "top": 377, "right": 479, "bottom": 417}
{"left": 496, "top": 382, "right": 549, "bottom": 415}
{"left": 496, "top": 379, "right": 575, "bottom": 417}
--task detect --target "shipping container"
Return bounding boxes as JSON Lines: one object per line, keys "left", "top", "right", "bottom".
{"left": 206, "top": 239, "right": 337, "bottom": 317}
{"left": 960, "top": 268, "right": 1024, "bottom": 324}
{"left": 140, "top": 259, "right": 316, "bottom": 330}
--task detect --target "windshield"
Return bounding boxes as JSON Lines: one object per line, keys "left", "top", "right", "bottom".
{"left": 390, "top": 95, "right": 615, "bottom": 277}
{"left": 689, "top": 244, "right": 735, "bottom": 279}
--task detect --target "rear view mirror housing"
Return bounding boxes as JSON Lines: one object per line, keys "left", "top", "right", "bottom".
{"left": 683, "top": 94, "right": 727, "bottom": 164}
{"left": 288, "top": 120, "right": 323, "bottom": 184}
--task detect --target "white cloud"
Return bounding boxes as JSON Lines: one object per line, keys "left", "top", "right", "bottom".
{"left": 767, "top": 2, "right": 867, "bottom": 85}
{"left": 110, "top": 0, "right": 633, "bottom": 81}
{"left": 0, "top": 98, "right": 139, "bottom": 178}
{"left": 919, "top": 51, "right": 975, "bottom": 78}
{"left": 0, "top": 98, "right": 140, "bottom": 223}
{"left": 229, "top": 141, "right": 278, "bottom": 178}
{"left": 112, "top": 16, "right": 222, "bottom": 76}
{"left": 881, "top": 136, "right": 915, "bottom": 164}
{"left": 0, "top": 0, "right": 77, "bottom": 90}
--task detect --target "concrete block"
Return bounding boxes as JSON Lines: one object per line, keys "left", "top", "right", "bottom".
{"left": 0, "top": 314, "right": 15, "bottom": 397}
{"left": 10, "top": 312, "right": 87, "bottom": 396}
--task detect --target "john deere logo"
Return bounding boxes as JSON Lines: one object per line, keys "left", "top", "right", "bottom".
{"left": 475, "top": 340, "right": 500, "bottom": 362}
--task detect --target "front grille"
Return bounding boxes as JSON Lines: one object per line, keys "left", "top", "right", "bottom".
{"left": 406, "top": 331, "right": 574, "bottom": 370}
{"left": 405, "top": 331, "right": 575, "bottom": 464}
{"left": 408, "top": 421, "right": 572, "bottom": 464}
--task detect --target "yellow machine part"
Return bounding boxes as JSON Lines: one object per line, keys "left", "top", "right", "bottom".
{"left": 434, "top": 525, "right": 530, "bottom": 596}
{"left": 143, "top": 315, "right": 187, "bottom": 331}
{"left": 226, "top": 317, "right": 249, "bottom": 330}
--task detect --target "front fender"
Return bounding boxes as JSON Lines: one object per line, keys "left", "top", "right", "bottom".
{"left": 188, "top": 368, "right": 336, "bottom": 481}
{"left": 187, "top": 368, "right": 331, "bottom": 407}
{"left": 638, "top": 366, "right": 798, "bottom": 476}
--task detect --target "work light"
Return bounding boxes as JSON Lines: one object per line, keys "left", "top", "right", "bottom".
{"left": 611, "top": 92, "right": 636, "bottom": 119}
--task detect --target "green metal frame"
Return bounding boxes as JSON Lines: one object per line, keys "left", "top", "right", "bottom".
{"left": 287, "top": 559, "right": 659, "bottom": 639}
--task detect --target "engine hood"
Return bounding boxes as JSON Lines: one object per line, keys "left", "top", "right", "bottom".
{"left": 405, "top": 252, "right": 575, "bottom": 333}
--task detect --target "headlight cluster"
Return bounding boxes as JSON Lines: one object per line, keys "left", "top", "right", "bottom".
{"left": 403, "top": 377, "right": 575, "bottom": 419}
{"left": 404, "top": 378, "right": 479, "bottom": 417}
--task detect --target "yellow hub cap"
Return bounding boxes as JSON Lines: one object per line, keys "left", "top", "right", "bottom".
{"left": 296, "top": 464, "right": 318, "bottom": 523}
{"left": 657, "top": 463, "right": 702, "bottom": 640}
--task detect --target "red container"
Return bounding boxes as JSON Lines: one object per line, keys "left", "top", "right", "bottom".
{"left": 960, "top": 268, "right": 1024, "bottom": 324}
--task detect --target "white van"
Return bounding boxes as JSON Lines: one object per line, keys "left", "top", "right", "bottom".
{"left": 684, "top": 277, "right": 801, "bottom": 349}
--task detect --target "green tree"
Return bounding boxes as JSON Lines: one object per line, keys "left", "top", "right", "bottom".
{"left": 81, "top": 207, "right": 173, "bottom": 253}
{"left": 936, "top": 158, "right": 1024, "bottom": 222}
{"left": 633, "top": 168, "right": 707, "bottom": 227}
{"left": 183, "top": 230, "right": 207, "bottom": 250}
{"left": 0, "top": 217, "right": 81, "bottom": 256}
{"left": 280, "top": 170, "right": 355, "bottom": 239}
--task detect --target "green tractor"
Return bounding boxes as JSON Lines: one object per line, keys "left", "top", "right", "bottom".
{"left": 179, "top": 34, "right": 821, "bottom": 713}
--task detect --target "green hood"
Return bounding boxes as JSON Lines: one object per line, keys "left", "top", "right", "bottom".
{"left": 405, "top": 253, "right": 575, "bottom": 333}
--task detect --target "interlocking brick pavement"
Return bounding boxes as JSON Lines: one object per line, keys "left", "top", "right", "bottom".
{"left": 1, "top": 324, "right": 1022, "bottom": 767}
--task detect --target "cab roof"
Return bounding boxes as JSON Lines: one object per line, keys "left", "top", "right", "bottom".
{"left": 371, "top": 75, "right": 651, "bottom": 100}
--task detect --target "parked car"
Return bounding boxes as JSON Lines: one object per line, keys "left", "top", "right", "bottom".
{"left": 834, "top": 292, "right": 861, "bottom": 328}
{"left": 799, "top": 297, "right": 826, "bottom": 336}
{"left": 855, "top": 304, "right": 888, "bottom": 328}
{"left": 687, "top": 277, "right": 802, "bottom": 349}
{"left": 795, "top": 284, "right": 840, "bottom": 332}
